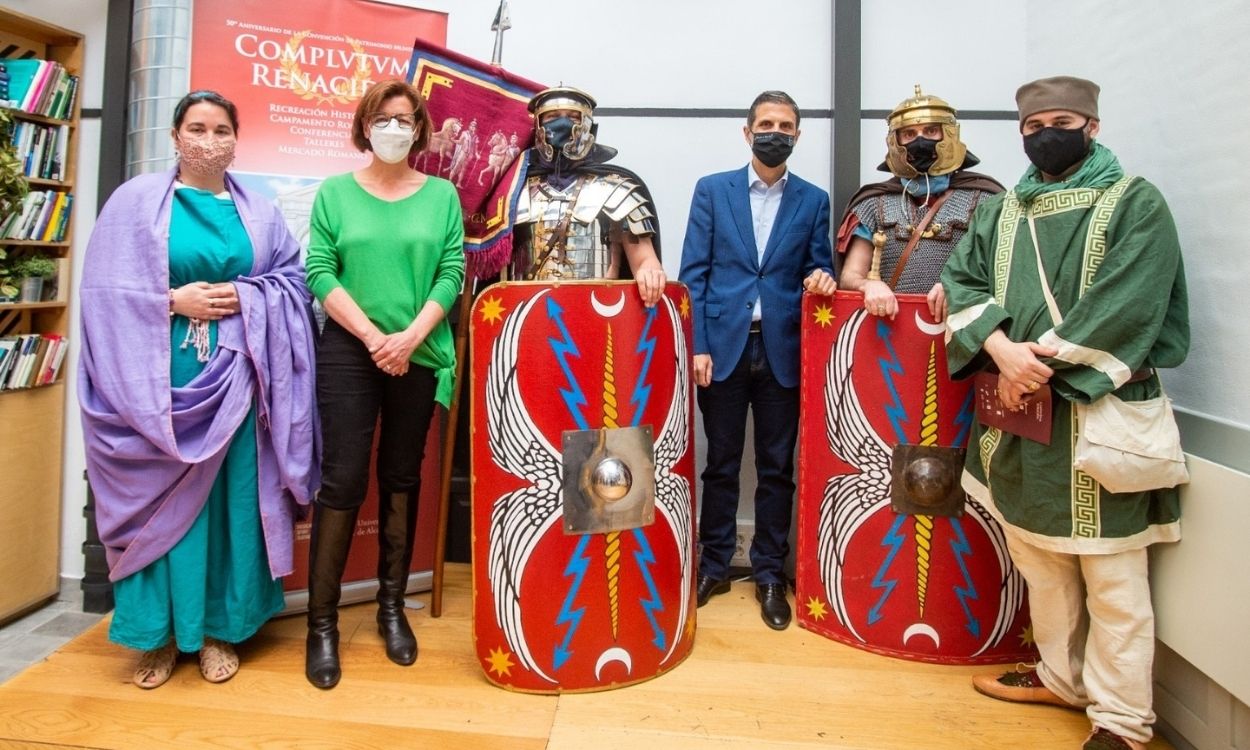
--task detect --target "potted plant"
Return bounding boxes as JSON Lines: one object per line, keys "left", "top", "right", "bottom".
{"left": 12, "top": 253, "right": 56, "bottom": 302}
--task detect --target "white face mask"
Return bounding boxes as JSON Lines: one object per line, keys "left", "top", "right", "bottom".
{"left": 369, "top": 121, "right": 414, "bottom": 164}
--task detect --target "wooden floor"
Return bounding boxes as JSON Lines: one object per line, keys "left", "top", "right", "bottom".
{"left": 0, "top": 564, "right": 1173, "bottom": 750}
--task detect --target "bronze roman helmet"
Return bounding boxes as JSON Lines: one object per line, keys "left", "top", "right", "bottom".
{"left": 883, "top": 85, "right": 968, "bottom": 179}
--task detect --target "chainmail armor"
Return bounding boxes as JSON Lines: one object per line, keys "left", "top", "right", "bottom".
{"left": 851, "top": 187, "right": 993, "bottom": 293}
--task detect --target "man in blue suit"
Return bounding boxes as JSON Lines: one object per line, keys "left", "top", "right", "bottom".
{"left": 678, "top": 90, "right": 836, "bottom": 630}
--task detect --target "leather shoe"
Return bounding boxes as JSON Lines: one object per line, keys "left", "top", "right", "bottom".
{"left": 695, "top": 575, "right": 730, "bottom": 607}
{"left": 971, "top": 667, "right": 1081, "bottom": 710}
{"left": 755, "top": 583, "right": 791, "bottom": 630}
{"left": 1083, "top": 728, "right": 1146, "bottom": 750}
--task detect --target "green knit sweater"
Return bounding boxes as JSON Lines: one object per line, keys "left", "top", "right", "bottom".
{"left": 306, "top": 172, "right": 465, "bottom": 405}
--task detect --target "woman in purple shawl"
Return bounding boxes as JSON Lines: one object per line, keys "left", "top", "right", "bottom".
{"left": 79, "top": 91, "right": 319, "bottom": 689}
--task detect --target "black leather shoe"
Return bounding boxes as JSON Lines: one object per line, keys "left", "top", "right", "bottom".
{"left": 756, "top": 583, "right": 791, "bottom": 630}
{"left": 695, "top": 575, "right": 731, "bottom": 607}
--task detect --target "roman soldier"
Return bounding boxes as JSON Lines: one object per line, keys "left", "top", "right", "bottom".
{"left": 836, "top": 86, "right": 1004, "bottom": 321}
{"left": 511, "top": 86, "right": 665, "bottom": 305}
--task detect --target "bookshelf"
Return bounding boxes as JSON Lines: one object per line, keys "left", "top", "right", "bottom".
{"left": 0, "top": 7, "right": 81, "bottom": 624}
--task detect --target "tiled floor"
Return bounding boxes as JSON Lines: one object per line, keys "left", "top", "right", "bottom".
{"left": 0, "top": 580, "right": 104, "bottom": 685}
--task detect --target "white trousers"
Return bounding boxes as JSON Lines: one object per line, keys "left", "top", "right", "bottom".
{"left": 1004, "top": 530, "right": 1156, "bottom": 743}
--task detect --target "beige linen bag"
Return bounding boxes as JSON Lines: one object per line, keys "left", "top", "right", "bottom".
{"left": 1025, "top": 193, "right": 1188, "bottom": 494}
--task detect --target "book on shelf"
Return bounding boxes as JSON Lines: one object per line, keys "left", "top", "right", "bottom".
{"left": 51, "top": 193, "right": 73, "bottom": 242}
{"left": 0, "top": 336, "right": 18, "bottom": 385}
{"left": 3, "top": 190, "right": 72, "bottom": 241}
{"left": 31, "top": 190, "right": 55, "bottom": 240}
{"left": 40, "top": 192, "right": 67, "bottom": 241}
{"left": 25, "top": 61, "right": 58, "bottom": 114}
{"left": 8, "top": 190, "right": 44, "bottom": 239}
{"left": 5, "top": 333, "right": 37, "bottom": 389}
{"left": 1, "top": 57, "right": 78, "bottom": 119}
{"left": 0, "top": 333, "right": 68, "bottom": 390}
{"left": 10, "top": 121, "right": 69, "bottom": 181}
{"left": 2, "top": 58, "right": 41, "bottom": 109}
{"left": 50, "top": 123, "right": 68, "bottom": 180}
{"left": 37, "top": 334, "right": 66, "bottom": 385}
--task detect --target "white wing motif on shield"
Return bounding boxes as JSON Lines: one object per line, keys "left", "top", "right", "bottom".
{"left": 965, "top": 500, "right": 1026, "bottom": 655}
{"left": 816, "top": 309, "right": 892, "bottom": 641}
{"left": 485, "top": 290, "right": 561, "bottom": 683}
{"left": 651, "top": 295, "right": 692, "bottom": 663}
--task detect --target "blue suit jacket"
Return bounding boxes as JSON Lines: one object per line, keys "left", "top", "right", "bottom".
{"left": 678, "top": 166, "right": 832, "bottom": 388}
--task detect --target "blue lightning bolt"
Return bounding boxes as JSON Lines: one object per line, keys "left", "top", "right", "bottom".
{"left": 952, "top": 388, "right": 975, "bottom": 449}
{"left": 553, "top": 535, "right": 592, "bottom": 670}
{"left": 867, "top": 514, "right": 908, "bottom": 625}
{"left": 875, "top": 319, "right": 909, "bottom": 443}
{"left": 948, "top": 518, "right": 981, "bottom": 638}
{"left": 546, "top": 296, "right": 590, "bottom": 430}
{"left": 629, "top": 306, "right": 659, "bottom": 427}
{"left": 630, "top": 528, "right": 667, "bottom": 651}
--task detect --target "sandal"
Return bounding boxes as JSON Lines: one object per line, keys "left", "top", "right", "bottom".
{"left": 133, "top": 642, "right": 178, "bottom": 689}
{"left": 198, "top": 637, "right": 239, "bottom": 683}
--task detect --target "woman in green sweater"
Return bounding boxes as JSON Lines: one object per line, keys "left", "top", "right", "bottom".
{"left": 303, "top": 79, "right": 465, "bottom": 689}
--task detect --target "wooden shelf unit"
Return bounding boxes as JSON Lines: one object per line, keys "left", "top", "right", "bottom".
{"left": 0, "top": 6, "right": 82, "bottom": 624}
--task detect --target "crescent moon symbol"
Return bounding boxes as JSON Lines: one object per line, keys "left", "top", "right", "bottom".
{"left": 591, "top": 289, "right": 626, "bottom": 318}
{"left": 902, "top": 622, "right": 941, "bottom": 647}
{"left": 594, "top": 646, "right": 633, "bottom": 680}
{"left": 914, "top": 310, "right": 947, "bottom": 337}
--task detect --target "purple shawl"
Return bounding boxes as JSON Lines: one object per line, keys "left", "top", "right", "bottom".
{"left": 79, "top": 167, "right": 320, "bottom": 582}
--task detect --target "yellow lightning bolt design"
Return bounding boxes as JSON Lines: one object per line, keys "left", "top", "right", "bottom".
{"left": 914, "top": 341, "right": 939, "bottom": 618}
{"left": 602, "top": 323, "right": 622, "bottom": 639}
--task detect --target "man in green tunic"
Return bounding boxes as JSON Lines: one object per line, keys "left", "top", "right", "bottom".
{"left": 941, "top": 76, "right": 1189, "bottom": 750}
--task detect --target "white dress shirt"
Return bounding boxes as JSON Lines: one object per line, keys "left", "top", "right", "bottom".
{"left": 748, "top": 162, "right": 788, "bottom": 322}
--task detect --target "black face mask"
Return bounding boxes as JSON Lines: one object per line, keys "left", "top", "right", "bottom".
{"left": 751, "top": 131, "right": 795, "bottom": 168}
{"left": 543, "top": 116, "right": 576, "bottom": 149}
{"left": 1023, "top": 125, "right": 1089, "bottom": 176}
{"left": 904, "top": 136, "right": 940, "bottom": 172}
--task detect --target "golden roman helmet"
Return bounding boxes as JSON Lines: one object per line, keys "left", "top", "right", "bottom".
{"left": 883, "top": 85, "right": 968, "bottom": 179}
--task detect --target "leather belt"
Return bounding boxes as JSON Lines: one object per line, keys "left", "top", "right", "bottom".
{"left": 1125, "top": 368, "right": 1154, "bottom": 383}
{"left": 748, "top": 321, "right": 763, "bottom": 333}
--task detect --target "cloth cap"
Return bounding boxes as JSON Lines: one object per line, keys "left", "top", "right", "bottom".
{"left": 1015, "top": 76, "right": 1100, "bottom": 125}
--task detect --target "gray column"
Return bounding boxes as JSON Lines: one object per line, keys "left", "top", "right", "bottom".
{"left": 127, "top": 0, "right": 191, "bottom": 177}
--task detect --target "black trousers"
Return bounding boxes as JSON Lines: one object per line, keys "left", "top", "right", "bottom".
{"left": 315, "top": 319, "right": 437, "bottom": 509}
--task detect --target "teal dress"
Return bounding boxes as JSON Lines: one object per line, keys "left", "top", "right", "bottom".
{"left": 109, "top": 185, "right": 284, "bottom": 652}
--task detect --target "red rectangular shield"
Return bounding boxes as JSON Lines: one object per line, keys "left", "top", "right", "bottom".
{"left": 795, "top": 291, "right": 1036, "bottom": 664}
{"left": 470, "top": 281, "right": 697, "bottom": 692}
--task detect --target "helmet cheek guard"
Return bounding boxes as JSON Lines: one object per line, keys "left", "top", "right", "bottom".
{"left": 882, "top": 86, "right": 967, "bottom": 178}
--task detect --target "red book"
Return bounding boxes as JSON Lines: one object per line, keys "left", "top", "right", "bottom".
{"left": 974, "top": 372, "right": 1053, "bottom": 445}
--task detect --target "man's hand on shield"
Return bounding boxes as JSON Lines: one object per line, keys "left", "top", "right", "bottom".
{"left": 803, "top": 268, "right": 837, "bottom": 296}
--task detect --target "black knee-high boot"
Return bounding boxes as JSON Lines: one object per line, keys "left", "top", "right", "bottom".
{"left": 376, "top": 490, "right": 419, "bottom": 665}
{"left": 305, "top": 504, "right": 359, "bottom": 689}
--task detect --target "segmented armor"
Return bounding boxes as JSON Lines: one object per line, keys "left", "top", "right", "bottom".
{"left": 513, "top": 172, "right": 656, "bottom": 281}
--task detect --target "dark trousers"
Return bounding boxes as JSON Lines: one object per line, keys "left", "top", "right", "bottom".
{"left": 695, "top": 332, "right": 799, "bottom": 585}
{"left": 316, "top": 319, "right": 437, "bottom": 509}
